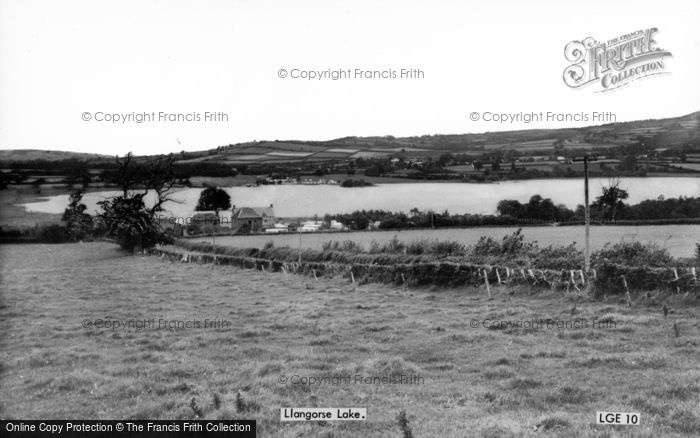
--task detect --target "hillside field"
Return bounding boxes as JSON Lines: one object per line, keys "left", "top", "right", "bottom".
{"left": 0, "top": 243, "right": 699, "bottom": 436}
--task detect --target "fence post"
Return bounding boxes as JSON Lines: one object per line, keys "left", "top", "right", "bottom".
{"left": 298, "top": 230, "right": 302, "bottom": 265}
{"left": 527, "top": 269, "right": 536, "bottom": 284}
{"left": 483, "top": 269, "right": 492, "bottom": 298}
{"left": 621, "top": 275, "right": 632, "bottom": 307}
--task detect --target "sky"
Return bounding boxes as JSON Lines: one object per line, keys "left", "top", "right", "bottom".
{"left": 0, "top": 0, "right": 699, "bottom": 155}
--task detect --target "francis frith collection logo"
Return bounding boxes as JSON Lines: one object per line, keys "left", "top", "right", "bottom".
{"left": 563, "top": 28, "right": 672, "bottom": 92}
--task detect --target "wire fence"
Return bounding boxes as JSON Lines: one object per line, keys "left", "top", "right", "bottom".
{"left": 145, "top": 246, "right": 699, "bottom": 296}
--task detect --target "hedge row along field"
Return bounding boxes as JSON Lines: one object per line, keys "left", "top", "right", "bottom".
{"left": 150, "top": 236, "right": 700, "bottom": 295}
{"left": 179, "top": 230, "right": 700, "bottom": 270}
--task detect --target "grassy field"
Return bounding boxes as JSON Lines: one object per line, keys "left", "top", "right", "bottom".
{"left": 1, "top": 243, "right": 699, "bottom": 437}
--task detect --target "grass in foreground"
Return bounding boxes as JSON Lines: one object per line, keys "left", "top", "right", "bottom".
{"left": 0, "top": 243, "right": 699, "bottom": 437}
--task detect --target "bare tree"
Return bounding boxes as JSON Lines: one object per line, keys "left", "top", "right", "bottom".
{"left": 115, "top": 152, "right": 137, "bottom": 196}
{"left": 98, "top": 152, "right": 178, "bottom": 251}
{"left": 141, "top": 154, "right": 178, "bottom": 219}
{"left": 112, "top": 152, "right": 178, "bottom": 218}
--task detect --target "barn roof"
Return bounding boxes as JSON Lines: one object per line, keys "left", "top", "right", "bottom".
{"left": 234, "top": 207, "right": 262, "bottom": 219}
{"left": 252, "top": 207, "right": 274, "bottom": 217}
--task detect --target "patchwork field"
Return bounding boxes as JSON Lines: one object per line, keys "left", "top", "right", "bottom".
{"left": 1, "top": 243, "right": 699, "bottom": 437}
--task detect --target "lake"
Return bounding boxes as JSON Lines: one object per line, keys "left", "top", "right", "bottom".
{"left": 19, "top": 177, "right": 700, "bottom": 218}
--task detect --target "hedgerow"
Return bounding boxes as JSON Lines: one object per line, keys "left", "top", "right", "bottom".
{"left": 172, "top": 231, "right": 699, "bottom": 294}
{"left": 177, "top": 230, "right": 695, "bottom": 271}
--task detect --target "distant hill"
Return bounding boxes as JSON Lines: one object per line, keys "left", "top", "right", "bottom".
{"left": 0, "top": 149, "right": 111, "bottom": 162}
{"left": 177, "top": 110, "right": 700, "bottom": 165}
{"left": 1, "top": 111, "right": 698, "bottom": 165}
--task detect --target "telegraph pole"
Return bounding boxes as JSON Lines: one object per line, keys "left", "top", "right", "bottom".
{"left": 583, "top": 157, "right": 590, "bottom": 272}
{"left": 574, "top": 155, "right": 595, "bottom": 273}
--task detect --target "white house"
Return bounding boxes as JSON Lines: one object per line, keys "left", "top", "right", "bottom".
{"left": 300, "top": 220, "right": 323, "bottom": 232}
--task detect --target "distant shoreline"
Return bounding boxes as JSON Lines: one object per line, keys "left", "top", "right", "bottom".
{"left": 3, "top": 172, "right": 699, "bottom": 192}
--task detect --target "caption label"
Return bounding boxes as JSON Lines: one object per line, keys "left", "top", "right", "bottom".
{"left": 281, "top": 408, "right": 367, "bottom": 421}
{"left": 2, "top": 420, "right": 256, "bottom": 437}
{"left": 596, "top": 412, "right": 640, "bottom": 425}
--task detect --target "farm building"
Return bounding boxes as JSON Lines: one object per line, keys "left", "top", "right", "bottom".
{"left": 300, "top": 220, "right": 323, "bottom": 232}
{"left": 187, "top": 204, "right": 276, "bottom": 233}
{"left": 190, "top": 211, "right": 222, "bottom": 227}
{"left": 231, "top": 204, "right": 276, "bottom": 232}
{"left": 265, "top": 223, "right": 291, "bottom": 233}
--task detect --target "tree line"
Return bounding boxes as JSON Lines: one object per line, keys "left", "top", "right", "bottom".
{"left": 0, "top": 158, "right": 238, "bottom": 189}
{"left": 325, "top": 191, "right": 700, "bottom": 231}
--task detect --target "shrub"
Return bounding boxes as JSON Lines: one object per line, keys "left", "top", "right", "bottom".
{"left": 97, "top": 194, "right": 171, "bottom": 251}
{"left": 1, "top": 224, "right": 84, "bottom": 244}
{"left": 397, "top": 410, "right": 414, "bottom": 438}
{"left": 470, "top": 236, "right": 502, "bottom": 257}
{"left": 530, "top": 243, "right": 583, "bottom": 270}
{"left": 404, "top": 238, "right": 467, "bottom": 256}
{"left": 40, "top": 224, "right": 71, "bottom": 243}
{"left": 468, "top": 229, "right": 537, "bottom": 263}
{"left": 592, "top": 241, "right": 673, "bottom": 267}
{"left": 433, "top": 240, "right": 467, "bottom": 256}
{"left": 0, "top": 226, "right": 27, "bottom": 240}
{"left": 340, "top": 179, "right": 373, "bottom": 187}
{"left": 405, "top": 238, "right": 428, "bottom": 255}
{"left": 500, "top": 228, "right": 529, "bottom": 254}
{"left": 189, "top": 397, "right": 203, "bottom": 418}
{"left": 62, "top": 189, "right": 94, "bottom": 241}
{"left": 381, "top": 235, "right": 406, "bottom": 253}
{"left": 321, "top": 240, "right": 364, "bottom": 253}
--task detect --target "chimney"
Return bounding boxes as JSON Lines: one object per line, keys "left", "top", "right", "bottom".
{"left": 270, "top": 203, "right": 273, "bottom": 208}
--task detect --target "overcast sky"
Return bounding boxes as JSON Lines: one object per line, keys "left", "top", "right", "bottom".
{"left": 1, "top": 0, "right": 698, "bottom": 155}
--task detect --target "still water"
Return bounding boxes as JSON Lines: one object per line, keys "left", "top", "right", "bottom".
{"left": 20, "top": 177, "right": 700, "bottom": 218}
